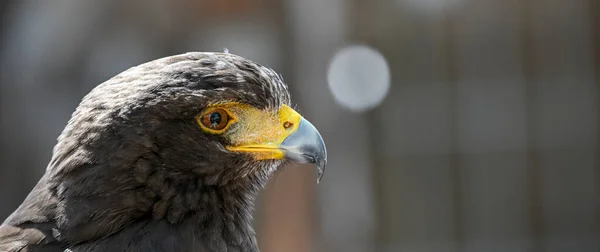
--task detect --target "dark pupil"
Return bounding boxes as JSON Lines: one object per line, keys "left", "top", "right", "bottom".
{"left": 209, "top": 112, "right": 222, "bottom": 127}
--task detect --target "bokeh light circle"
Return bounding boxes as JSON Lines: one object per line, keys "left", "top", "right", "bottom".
{"left": 327, "top": 45, "right": 391, "bottom": 112}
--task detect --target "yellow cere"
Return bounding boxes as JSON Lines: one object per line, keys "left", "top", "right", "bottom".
{"left": 197, "top": 103, "right": 302, "bottom": 160}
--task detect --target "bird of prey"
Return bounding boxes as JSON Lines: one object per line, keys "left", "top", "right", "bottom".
{"left": 0, "top": 52, "right": 327, "bottom": 252}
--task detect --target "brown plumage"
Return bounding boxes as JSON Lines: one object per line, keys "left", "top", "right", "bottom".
{"left": 0, "top": 52, "right": 326, "bottom": 252}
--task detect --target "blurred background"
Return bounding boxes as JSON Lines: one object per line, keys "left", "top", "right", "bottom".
{"left": 0, "top": 0, "right": 599, "bottom": 251}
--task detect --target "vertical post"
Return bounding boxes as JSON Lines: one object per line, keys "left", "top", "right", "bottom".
{"left": 280, "top": 0, "right": 378, "bottom": 251}
{"left": 518, "top": 0, "right": 543, "bottom": 251}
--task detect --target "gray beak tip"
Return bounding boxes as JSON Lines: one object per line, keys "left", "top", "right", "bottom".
{"left": 316, "top": 157, "right": 326, "bottom": 184}
{"left": 280, "top": 118, "right": 327, "bottom": 184}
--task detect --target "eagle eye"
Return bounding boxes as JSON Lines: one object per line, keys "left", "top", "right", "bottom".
{"left": 198, "top": 108, "right": 232, "bottom": 133}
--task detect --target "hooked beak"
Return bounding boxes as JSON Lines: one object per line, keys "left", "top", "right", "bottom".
{"left": 226, "top": 105, "right": 327, "bottom": 183}
{"left": 280, "top": 117, "right": 327, "bottom": 183}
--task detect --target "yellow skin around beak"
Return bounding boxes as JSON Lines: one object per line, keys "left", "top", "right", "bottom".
{"left": 196, "top": 102, "right": 327, "bottom": 182}
{"left": 224, "top": 104, "right": 303, "bottom": 160}
{"left": 196, "top": 103, "right": 302, "bottom": 160}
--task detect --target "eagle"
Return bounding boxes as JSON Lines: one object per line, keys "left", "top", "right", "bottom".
{"left": 0, "top": 52, "right": 327, "bottom": 252}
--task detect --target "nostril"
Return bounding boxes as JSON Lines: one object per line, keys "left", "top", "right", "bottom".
{"left": 283, "top": 121, "right": 293, "bottom": 129}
